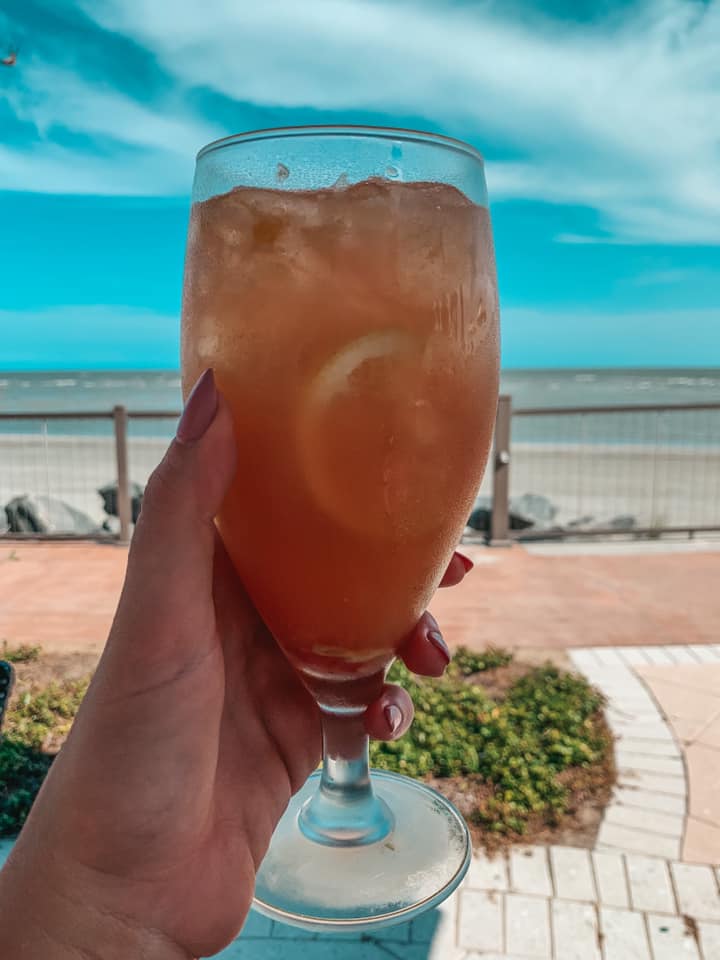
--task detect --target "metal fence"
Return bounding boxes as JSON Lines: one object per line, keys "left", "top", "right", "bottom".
{"left": 486, "top": 398, "right": 720, "bottom": 544}
{"left": 1, "top": 400, "right": 719, "bottom": 544}
{"left": 0, "top": 408, "right": 177, "bottom": 543}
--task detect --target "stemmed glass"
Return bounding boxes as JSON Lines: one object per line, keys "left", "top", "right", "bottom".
{"left": 181, "top": 126, "right": 499, "bottom": 931}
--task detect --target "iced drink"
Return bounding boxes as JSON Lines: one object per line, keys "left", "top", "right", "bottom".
{"left": 182, "top": 178, "right": 499, "bottom": 692}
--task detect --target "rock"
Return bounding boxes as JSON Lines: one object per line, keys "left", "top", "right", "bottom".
{"left": 511, "top": 493, "right": 558, "bottom": 528}
{"left": 566, "top": 515, "right": 595, "bottom": 529}
{"left": 607, "top": 514, "right": 637, "bottom": 529}
{"left": 467, "top": 506, "right": 492, "bottom": 532}
{"left": 98, "top": 482, "right": 144, "bottom": 523}
{"left": 4, "top": 495, "right": 99, "bottom": 535}
{"left": 467, "top": 497, "right": 535, "bottom": 533}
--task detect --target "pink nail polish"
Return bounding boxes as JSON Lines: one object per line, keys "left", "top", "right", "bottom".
{"left": 427, "top": 630, "right": 451, "bottom": 665}
{"left": 176, "top": 369, "right": 218, "bottom": 445}
{"left": 384, "top": 703, "right": 403, "bottom": 736}
{"left": 457, "top": 552, "right": 474, "bottom": 573}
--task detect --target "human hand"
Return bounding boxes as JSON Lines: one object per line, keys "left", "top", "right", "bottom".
{"left": 0, "top": 370, "right": 473, "bottom": 959}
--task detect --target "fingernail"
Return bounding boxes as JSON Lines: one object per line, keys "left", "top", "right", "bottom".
{"left": 384, "top": 703, "right": 403, "bottom": 736}
{"left": 428, "top": 629, "right": 451, "bottom": 665}
{"left": 457, "top": 552, "right": 474, "bottom": 573}
{"left": 176, "top": 369, "right": 218, "bottom": 445}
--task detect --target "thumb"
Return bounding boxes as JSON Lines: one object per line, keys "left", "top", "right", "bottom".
{"left": 105, "top": 369, "right": 237, "bottom": 673}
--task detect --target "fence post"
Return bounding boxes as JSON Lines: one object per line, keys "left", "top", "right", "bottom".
{"left": 489, "top": 394, "right": 512, "bottom": 546}
{"left": 113, "top": 405, "right": 132, "bottom": 544}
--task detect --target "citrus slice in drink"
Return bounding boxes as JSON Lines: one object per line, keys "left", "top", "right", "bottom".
{"left": 297, "top": 329, "right": 450, "bottom": 539}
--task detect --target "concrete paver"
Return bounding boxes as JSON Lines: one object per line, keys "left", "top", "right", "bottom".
{"left": 458, "top": 890, "right": 504, "bottom": 954}
{"left": 615, "top": 770, "right": 686, "bottom": 797}
{"left": 505, "top": 894, "right": 551, "bottom": 958}
{"left": 683, "top": 818, "right": 720, "bottom": 867}
{"left": 614, "top": 737, "right": 680, "bottom": 758}
{"left": 592, "top": 852, "right": 630, "bottom": 909}
{"left": 550, "top": 847, "right": 596, "bottom": 903}
{"left": 466, "top": 852, "right": 508, "bottom": 891}
{"left": 626, "top": 855, "right": 676, "bottom": 914}
{"left": 603, "top": 804, "right": 684, "bottom": 838}
{"left": 696, "top": 713, "right": 720, "bottom": 750}
{"left": 610, "top": 786, "right": 685, "bottom": 816}
{"left": 615, "top": 752, "right": 684, "bottom": 776}
{"left": 645, "top": 914, "right": 701, "bottom": 960}
{"left": 551, "top": 901, "right": 600, "bottom": 960}
{"left": 597, "top": 823, "right": 681, "bottom": 860}
{"left": 698, "top": 921, "right": 720, "bottom": 960}
{"left": 670, "top": 863, "right": 720, "bottom": 922}
{"left": 509, "top": 847, "right": 553, "bottom": 897}
{"left": 598, "top": 907, "right": 651, "bottom": 960}
{"left": 686, "top": 744, "right": 720, "bottom": 827}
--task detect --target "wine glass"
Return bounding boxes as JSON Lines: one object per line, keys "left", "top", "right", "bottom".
{"left": 182, "top": 126, "right": 499, "bottom": 932}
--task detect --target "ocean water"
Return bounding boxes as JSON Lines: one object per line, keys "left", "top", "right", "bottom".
{"left": 0, "top": 368, "right": 719, "bottom": 445}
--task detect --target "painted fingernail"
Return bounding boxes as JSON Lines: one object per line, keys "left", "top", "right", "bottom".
{"left": 457, "top": 552, "right": 474, "bottom": 573}
{"left": 428, "top": 629, "right": 451, "bottom": 665}
{"left": 384, "top": 703, "right": 403, "bottom": 736}
{"left": 176, "top": 369, "right": 218, "bottom": 445}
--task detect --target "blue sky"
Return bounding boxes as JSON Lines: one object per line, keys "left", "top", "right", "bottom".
{"left": 0, "top": 0, "right": 719, "bottom": 370}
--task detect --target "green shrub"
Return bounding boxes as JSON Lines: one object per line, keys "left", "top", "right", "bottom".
{"left": 0, "top": 739, "right": 53, "bottom": 836}
{"left": 6, "top": 679, "right": 89, "bottom": 752}
{"left": 1, "top": 642, "right": 42, "bottom": 664}
{"left": 0, "top": 677, "right": 90, "bottom": 835}
{"left": 371, "top": 655, "right": 610, "bottom": 836}
{"left": 447, "top": 646, "right": 513, "bottom": 677}
{"left": 0, "top": 646, "right": 611, "bottom": 841}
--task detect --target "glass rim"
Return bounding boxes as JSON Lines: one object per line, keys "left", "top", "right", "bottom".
{"left": 196, "top": 124, "right": 484, "bottom": 165}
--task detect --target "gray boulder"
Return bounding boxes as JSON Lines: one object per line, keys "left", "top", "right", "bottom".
{"left": 467, "top": 496, "right": 536, "bottom": 533}
{"left": 4, "top": 495, "right": 99, "bottom": 535}
{"left": 98, "top": 482, "right": 144, "bottom": 524}
{"left": 511, "top": 493, "right": 558, "bottom": 529}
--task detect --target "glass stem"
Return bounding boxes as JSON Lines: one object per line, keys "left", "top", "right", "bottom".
{"left": 298, "top": 707, "right": 394, "bottom": 846}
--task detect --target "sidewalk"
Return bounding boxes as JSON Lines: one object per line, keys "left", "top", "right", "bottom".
{"left": 1, "top": 539, "right": 719, "bottom": 654}
{"left": 2, "top": 644, "right": 718, "bottom": 959}
{"left": 2, "top": 541, "right": 720, "bottom": 957}
{"left": 224, "top": 644, "right": 720, "bottom": 959}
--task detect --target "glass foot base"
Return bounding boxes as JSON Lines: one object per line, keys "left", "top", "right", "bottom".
{"left": 253, "top": 770, "right": 471, "bottom": 933}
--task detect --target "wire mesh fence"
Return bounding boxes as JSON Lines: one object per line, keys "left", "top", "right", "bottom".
{"left": 508, "top": 402, "right": 720, "bottom": 538}
{"left": 1, "top": 401, "right": 718, "bottom": 542}
{"left": 0, "top": 414, "right": 119, "bottom": 537}
{"left": 125, "top": 413, "right": 179, "bottom": 497}
{"left": 0, "top": 410, "right": 177, "bottom": 539}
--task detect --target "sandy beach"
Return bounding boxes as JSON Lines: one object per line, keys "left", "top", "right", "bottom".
{"left": 1, "top": 432, "right": 719, "bottom": 532}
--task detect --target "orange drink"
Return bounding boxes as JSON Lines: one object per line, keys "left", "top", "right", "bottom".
{"left": 183, "top": 178, "right": 499, "bottom": 690}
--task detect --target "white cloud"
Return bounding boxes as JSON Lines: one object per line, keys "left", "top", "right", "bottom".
{"left": 0, "top": 141, "right": 190, "bottom": 195}
{"left": 6, "top": 62, "right": 222, "bottom": 156}
{"left": 0, "top": 59, "right": 223, "bottom": 194}
{"left": 4, "top": 0, "right": 720, "bottom": 244}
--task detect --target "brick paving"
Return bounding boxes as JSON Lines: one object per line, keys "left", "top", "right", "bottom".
{"left": 1, "top": 540, "right": 719, "bottom": 653}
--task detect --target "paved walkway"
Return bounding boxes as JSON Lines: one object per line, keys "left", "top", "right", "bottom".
{"left": 2, "top": 643, "right": 718, "bottom": 958}
{"left": 1, "top": 540, "right": 719, "bottom": 653}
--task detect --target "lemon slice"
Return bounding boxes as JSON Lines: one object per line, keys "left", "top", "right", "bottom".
{"left": 297, "top": 329, "right": 447, "bottom": 539}
{"left": 308, "top": 330, "right": 418, "bottom": 405}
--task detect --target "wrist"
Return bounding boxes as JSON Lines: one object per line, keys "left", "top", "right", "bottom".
{"left": 0, "top": 846, "right": 190, "bottom": 960}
